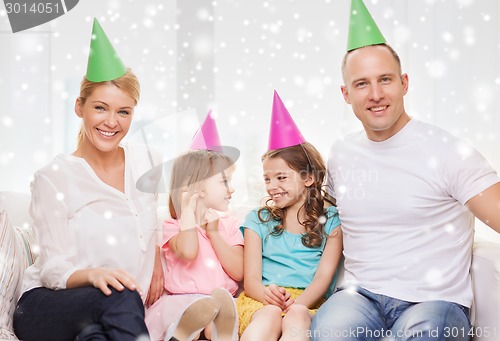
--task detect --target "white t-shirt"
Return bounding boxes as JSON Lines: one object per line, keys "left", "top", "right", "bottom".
{"left": 22, "top": 143, "right": 161, "bottom": 297}
{"left": 327, "top": 119, "right": 499, "bottom": 307}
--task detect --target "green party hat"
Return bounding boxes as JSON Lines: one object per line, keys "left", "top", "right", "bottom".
{"left": 85, "top": 18, "right": 127, "bottom": 82}
{"left": 347, "top": 0, "right": 386, "bottom": 51}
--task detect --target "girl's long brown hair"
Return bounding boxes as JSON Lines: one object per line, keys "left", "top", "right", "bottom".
{"left": 258, "top": 142, "right": 332, "bottom": 248}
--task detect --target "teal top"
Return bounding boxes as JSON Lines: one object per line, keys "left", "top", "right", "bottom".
{"left": 241, "top": 206, "right": 341, "bottom": 297}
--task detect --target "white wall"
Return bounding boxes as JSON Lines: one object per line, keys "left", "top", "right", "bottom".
{"left": 1, "top": 0, "right": 499, "bottom": 240}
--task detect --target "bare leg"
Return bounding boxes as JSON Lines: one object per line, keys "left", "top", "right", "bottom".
{"left": 240, "top": 305, "right": 283, "bottom": 341}
{"left": 204, "top": 323, "right": 213, "bottom": 340}
{"left": 280, "top": 304, "right": 312, "bottom": 341}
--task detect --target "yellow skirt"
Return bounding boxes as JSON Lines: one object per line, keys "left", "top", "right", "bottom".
{"left": 236, "top": 287, "right": 324, "bottom": 336}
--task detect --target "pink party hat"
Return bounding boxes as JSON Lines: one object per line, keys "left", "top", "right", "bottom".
{"left": 190, "top": 110, "right": 222, "bottom": 150}
{"left": 268, "top": 90, "right": 306, "bottom": 150}
{"left": 136, "top": 110, "right": 240, "bottom": 193}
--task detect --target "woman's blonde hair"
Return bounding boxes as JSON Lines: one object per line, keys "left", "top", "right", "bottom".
{"left": 76, "top": 68, "right": 140, "bottom": 148}
{"left": 168, "top": 150, "right": 234, "bottom": 219}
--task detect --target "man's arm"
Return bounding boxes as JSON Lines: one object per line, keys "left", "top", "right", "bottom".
{"left": 466, "top": 182, "right": 500, "bottom": 233}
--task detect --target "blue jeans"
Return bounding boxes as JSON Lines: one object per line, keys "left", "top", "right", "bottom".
{"left": 13, "top": 286, "right": 149, "bottom": 341}
{"left": 311, "top": 286, "right": 471, "bottom": 341}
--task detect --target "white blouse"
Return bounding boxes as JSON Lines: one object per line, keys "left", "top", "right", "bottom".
{"left": 22, "top": 144, "right": 161, "bottom": 296}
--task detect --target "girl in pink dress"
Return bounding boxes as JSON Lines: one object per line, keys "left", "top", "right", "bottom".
{"left": 146, "top": 114, "right": 242, "bottom": 341}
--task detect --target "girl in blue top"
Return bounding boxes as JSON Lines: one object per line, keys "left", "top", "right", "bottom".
{"left": 237, "top": 140, "right": 343, "bottom": 341}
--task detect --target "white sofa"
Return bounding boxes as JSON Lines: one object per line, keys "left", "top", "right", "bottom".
{"left": 1, "top": 191, "right": 499, "bottom": 340}
{"left": 1, "top": 192, "right": 34, "bottom": 341}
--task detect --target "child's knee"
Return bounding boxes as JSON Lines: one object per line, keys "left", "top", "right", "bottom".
{"left": 284, "top": 304, "right": 311, "bottom": 322}
{"left": 253, "top": 304, "right": 283, "bottom": 321}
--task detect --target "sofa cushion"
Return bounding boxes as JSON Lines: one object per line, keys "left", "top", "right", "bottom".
{"left": 0, "top": 210, "right": 36, "bottom": 340}
{"left": 471, "top": 240, "right": 500, "bottom": 340}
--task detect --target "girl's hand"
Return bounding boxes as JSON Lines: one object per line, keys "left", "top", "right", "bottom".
{"left": 202, "top": 208, "right": 220, "bottom": 234}
{"left": 282, "top": 293, "right": 296, "bottom": 313}
{"left": 88, "top": 268, "right": 142, "bottom": 296}
{"left": 179, "top": 185, "right": 198, "bottom": 231}
{"left": 263, "top": 283, "right": 287, "bottom": 308}
{"left": 180, "top": 185, "right": 198, "bottom": 213}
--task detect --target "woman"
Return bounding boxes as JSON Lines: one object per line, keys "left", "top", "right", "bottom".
{"left": 13, "top": 19, "right": 163, "bottom": 341}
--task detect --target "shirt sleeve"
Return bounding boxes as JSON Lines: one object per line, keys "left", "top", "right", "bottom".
{"left": 443, "top": 140, "right": 500, "bottom": 205}
{"left": 161, "top": 218, "right": 181, "bottom": 248}
{"left": 241, "top": 209, "right": 267, "bottom": 239}
{"left": 326, "top": 144, "right": 337, "bottom": 199}
{"left": 30, "top": 172, "right": 81, "bottom": 289}
{"left": 220, "top": 215, "right": 244, "bottom": 246}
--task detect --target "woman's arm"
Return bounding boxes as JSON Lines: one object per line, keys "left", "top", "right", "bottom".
{"left": 30, "top": 172, "right": 79, "bottom": 289}
{"left": 32, "top": 170, "right": 145, "bottom": 295}
{"left": 145, "top": 189, "right": 165, "bottom": 306}
{"left": 292, "top": 227, "right": 343, "bottom": 309}
{"left": 145, "top": 245, "right": 165, "bottom": 306}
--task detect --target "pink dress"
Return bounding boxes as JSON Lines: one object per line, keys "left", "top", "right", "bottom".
{"left": 145, "top": 215, "right": 243, "bottom": 340}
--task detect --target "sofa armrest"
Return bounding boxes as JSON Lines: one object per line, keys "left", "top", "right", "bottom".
{"left": 471, "top": 240, "right": 500, "bottom": 340}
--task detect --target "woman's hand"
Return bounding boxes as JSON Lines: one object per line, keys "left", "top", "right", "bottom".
{"left": 145, "top": 246, "right": 165, "bottom": 307}
{"left": 87, "top": 268, "right": 142, "bottom": 296}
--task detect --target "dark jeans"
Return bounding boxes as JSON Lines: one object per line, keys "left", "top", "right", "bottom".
{"left": 13, "top": 286, "right": 149, "bottom": 341}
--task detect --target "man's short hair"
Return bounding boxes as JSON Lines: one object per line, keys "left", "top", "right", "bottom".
{"left": 341, "top": 44, "right": 402, "bottom": 84}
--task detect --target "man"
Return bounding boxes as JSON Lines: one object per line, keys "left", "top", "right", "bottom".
{"left": 311, "top": 1, "right": 500, "bottom": 340}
